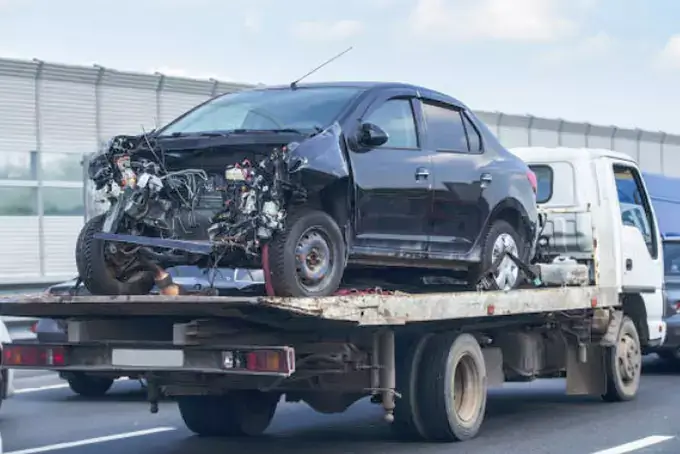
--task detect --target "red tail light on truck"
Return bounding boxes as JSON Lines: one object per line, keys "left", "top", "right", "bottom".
{"left": 3, "top": 344, "right": 67, "bottom": 367}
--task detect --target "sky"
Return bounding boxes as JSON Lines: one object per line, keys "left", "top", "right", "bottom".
{"left": 1, "top": 0, "right": 679, "bottom": 133}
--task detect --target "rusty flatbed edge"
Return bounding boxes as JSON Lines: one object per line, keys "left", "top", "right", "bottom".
{"left": 0, "top": 286, "right": 618, "bottom": 326}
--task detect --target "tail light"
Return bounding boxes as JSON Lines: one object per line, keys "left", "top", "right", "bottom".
{"left": 527, "top": 170, "right": 538, "bottom": 194}
{"left": 221, "top": 347, "right": 295, "bottom": 375}
{"left": 3, "top": 345, "right": 67, "bottom": 367}
{"left": 30, "top": 322, "right": 38, "bottom": 334}
{"left": 674, "top": 301, "right": 680, "bottom": 314}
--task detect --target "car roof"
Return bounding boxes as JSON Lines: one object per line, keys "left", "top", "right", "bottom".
{"left": 510, "top": 146, "right": 637, "bottom": 165}
{"left": 237, "top": 81, "right": 469, "bottom": 109}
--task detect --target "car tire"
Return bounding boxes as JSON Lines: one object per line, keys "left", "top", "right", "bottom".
{"left": 264, "top": 209, "right": 346, "bottom": 297}
{"left": 470, "top": 219, "right": 525, "bottom": 290}
{"left": 67, "top": 373, "right": 115, "bottom": 397}
{"left": 177, "top": 392, "right": 279, "bottom": 437}
{"left": 75, "top": 214, "right": 155, "bottom": 295}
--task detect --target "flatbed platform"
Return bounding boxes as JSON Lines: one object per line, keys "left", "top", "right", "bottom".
{"left": 0, "top": 285, "right": 617, "bottom": 326}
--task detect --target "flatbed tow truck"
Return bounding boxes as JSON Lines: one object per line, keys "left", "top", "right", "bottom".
{"left": 0, "top": 147, "right": 667, "bottom": 443}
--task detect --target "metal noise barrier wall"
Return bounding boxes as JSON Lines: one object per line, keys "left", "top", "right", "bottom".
{"left": 2, "top": 316, "right": 38, "bottom": 341}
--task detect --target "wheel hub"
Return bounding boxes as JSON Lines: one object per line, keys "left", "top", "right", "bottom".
{"left": 617, "top": 333, "right": 641, "bottom": 382}
{"left": 490, "top": 233, "right": 519, "bottom": 290}
{"left": 295, "top": 229, "right": 333, "bottom": 291}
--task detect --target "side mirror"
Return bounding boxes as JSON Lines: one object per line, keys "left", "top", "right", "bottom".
{"left": 357, "top": 122, "right": 388, "bottom": 148}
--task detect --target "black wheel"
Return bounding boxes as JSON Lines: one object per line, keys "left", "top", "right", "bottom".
{"left": 265, "top": 209, "right": 345, "bottom": 297}
{"left": 75, "top": 214, "right": 154, "bottom": 295}
{"left": 602, "top": 316, "right": 642, "bottom": 402}
{"left": 417, "top": 333, "right": 487, "bottom": 442}
{"left": 177, "top": 392, "right": 279, "bottom": 437}
{"left": 470, "top": 219, "right": 525, "bottom": 290}
{"left": 67, "top": 374, "right": 114, "bottom": 397}
{"left": 390, "top": 334, "right": 431, "bottom": 440}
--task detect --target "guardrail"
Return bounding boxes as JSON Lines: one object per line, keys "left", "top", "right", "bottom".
{"left": 2, "top": 316, "right": 37, "bottom": 341}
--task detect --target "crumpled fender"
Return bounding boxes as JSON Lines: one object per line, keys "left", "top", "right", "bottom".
{"left": 284, "top": 122, "right": 349, "bottom": 194}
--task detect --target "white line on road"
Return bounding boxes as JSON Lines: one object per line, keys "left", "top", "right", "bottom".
{"left": 13, "top": 383, "right": 70, "bottom": 394}
{"left": 5, "top": 427, "right": 177, "bottom": 454}
{"left": 591, "top": 435, "right": 675, "bottom": 454}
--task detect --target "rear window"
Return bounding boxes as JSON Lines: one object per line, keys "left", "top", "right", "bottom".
{"left": 529, "top": 165, "right": 553, "bottom": 203}
{"left": 663, "top": 241, "right": 680, "bottom": 276}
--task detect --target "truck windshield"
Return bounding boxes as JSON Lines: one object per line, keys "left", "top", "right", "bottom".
{"left": 663, "top": 241, "right": 680, "bottom": 276}
{"left": 158, "top": 86, "right": 363, "bottom": 137}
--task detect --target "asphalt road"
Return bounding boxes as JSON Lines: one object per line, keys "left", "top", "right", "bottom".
{"left": 2, "top": 357, "right": 680, "bottom": 454}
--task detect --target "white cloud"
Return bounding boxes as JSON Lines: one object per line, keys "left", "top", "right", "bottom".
{"left": 656, "top": 35, "right": 680, "bottom": 70}
{"left": 292, "top": 20, "right": 364, "bottom": 41}
{"left": 243, "top": 9, "right": 262, "bottom": 33}
{"left": 410, "top": 0, "right": 581, "bottom": 42}
{"left": 151, "top": 67, "right": 232, "bottom": 81}
{"left": 540, "top": 31, "right": 614, "bottom": 65}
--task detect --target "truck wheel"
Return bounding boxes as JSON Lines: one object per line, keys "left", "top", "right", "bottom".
{"left": 390, "top": 334, "right": 431, "bottom": 440}
{"left": 75, "top": 214, "right": 155, "bottom": 295}
{"left": 264, "top": 209, "right": 346, "bottom": 297}
{"left": 470, "top": 220, "right": 525, "bottom": 290}
{"left": 177, "top": 392, "right": 279, "bottom": 437}
{"left": 602, "top": 316, "right": 641, "bottom": 402}
{"left": 67, "top": 374, "right": 114, "bottom": 397}
{"left": 417, "top": 333, "right": 487, "bottom": 442}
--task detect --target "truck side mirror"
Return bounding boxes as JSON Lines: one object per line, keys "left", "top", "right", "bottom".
{"left": 357, "top": 122, "right": 389, "bottom": 148}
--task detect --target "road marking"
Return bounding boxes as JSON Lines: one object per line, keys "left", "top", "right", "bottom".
{"left": 591, "top": 435, "right": 675, "bottom": 454}
{"left": 5, "top": 427, "right": 177, "bottom": 454}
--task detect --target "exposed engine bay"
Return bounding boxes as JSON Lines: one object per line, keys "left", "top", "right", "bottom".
{"left": 87, "top": 126, "right": 344, "bottom": 272}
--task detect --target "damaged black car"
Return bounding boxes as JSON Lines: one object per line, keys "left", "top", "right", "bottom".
{"left": 76, "top": 82, "right": 539, "bottom": 298}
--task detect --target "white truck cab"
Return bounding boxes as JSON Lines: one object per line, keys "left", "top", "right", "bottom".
{"left": 512, "top": 146, "right": 666, "bottom": 350}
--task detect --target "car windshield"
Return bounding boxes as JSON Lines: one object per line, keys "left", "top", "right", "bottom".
{"left": 158, "top": 86, "right": 364, "bottom": 136}
{"left": 664, "top": 241, "right": 680, "bottom": 276}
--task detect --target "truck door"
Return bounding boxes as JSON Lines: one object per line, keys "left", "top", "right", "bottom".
{"left": 612, "top": 164, "right": 665, "bottom": 340}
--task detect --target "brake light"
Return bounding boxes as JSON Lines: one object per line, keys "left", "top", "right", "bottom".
{"left": 221, "top": 347, "right": 295, "bottom": 375}
{"left": 527, "top": 170, "right": 538, "bottom": 194}
{"left": 30, "top": 322, "right": 38, "bottom": 334}
{"left": 2, "top": 345, "right": 67, "bottom": 367}
{"left": 674, "top": 301, "right": 680, "bottom": 314}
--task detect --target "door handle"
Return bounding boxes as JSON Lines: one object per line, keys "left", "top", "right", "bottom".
{"left": 480, "top": 173, "right": 492, "bottom": 184}
{"left": 626, "top": 258, "right": 633, "bottom": 271}
{"left": 415, "top": 168, "right": 430, "bottom": 180}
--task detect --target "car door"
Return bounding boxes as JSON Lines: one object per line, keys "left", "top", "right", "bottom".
{"left": 348, "top": 88, "right": 433, "bottom": 254}
{"left": 418, "top": 96, "right": 490, "bottom": 257}
{"left": 612, "top": 164, "right": 664, "bottom": 338}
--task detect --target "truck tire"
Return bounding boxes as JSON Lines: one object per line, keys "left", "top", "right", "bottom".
{"left": 67, "top": 373, "right": 114, "bottom": 397}
{"left": 390, "top": 334, "right": 431, "bottom": 440}
{"left": 470, "top": 219, "right": 525, "bottom": 290}
{"left": 264, "top": 209, "right": 346, "bottom": 297}
{"left": 416, "top": 333, "right": 487, "bottom": 442}
{"left": 602, "top": 316, "right": 641, "bottom": 402}
{"left": 177, "top": 392, "right": 279, "bottom": 437}
{"left": 75, "top": 214, "right": 155, "bottom": 295}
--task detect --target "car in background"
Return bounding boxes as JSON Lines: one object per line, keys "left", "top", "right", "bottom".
{"left": 36, "top": 266, "right": 265, "bottom": 397}
{"left": 0, "top": 317, "right": 16, "bottom": 410}
{"left": 652, "top": 233, "right": 680, "bottom": 363}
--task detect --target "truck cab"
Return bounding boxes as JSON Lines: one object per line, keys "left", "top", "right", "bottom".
{"left": 511, "top": 146, "right": 666, "bottom": 350}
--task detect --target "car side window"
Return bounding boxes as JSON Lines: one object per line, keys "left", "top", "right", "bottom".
{"left": 462, "top": 113, "right": 483, "bottom": 152}
{"left": 613, "top": 164, "right": 658, "bottom": 259}
{"left": 364, "top": 99, "right": 418, "bottom": 149}
{"left": 421, "top": 101, "right": 470, "bottom": 152}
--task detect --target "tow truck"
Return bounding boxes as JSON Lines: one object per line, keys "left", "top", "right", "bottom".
{"left": 0, "top": 147, "right": 666, "bottom": 443}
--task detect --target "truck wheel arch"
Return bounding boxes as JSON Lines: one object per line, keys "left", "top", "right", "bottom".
{"left": 620, "top": 293, "right": 649, "bottom": 346}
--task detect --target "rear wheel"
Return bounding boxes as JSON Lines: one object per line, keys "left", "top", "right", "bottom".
{"left": 75, "top": 214, "right": 154, "bottom": 295}
{"left": 416, "top": 333, "right": 487, "bottom": 442}
{"left": 602, "top": 316, "right": 642, "bottom": 402}
{"left": 67, "top": 373, "right": 114, "bottom": 397}
{"left": 264, "top": 209, "right": 345, "bottom": 297}
{"left": 177, "top": 392, "right": 279, "bottom": 437}
{"left": 470, "top": 220, "right": 525, "bottom": 290}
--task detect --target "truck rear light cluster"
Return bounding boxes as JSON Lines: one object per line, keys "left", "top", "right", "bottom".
{"left": 2, "top": 345, "right": 67, "bottom": 367}
{"left": 221, "top": 347, "right": 295, "bottom": 375}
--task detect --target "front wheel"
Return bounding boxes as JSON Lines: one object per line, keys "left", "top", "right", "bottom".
{"left": 601, "top": 316, "right": 642, "bottom": 402}
{"left": 264, "top": 209, "right": 346, "bottom": 297}
{"left": 75, "top": 214, "right": 155, "bottom": 295}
